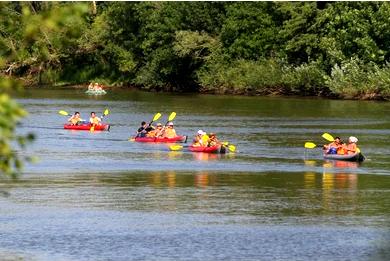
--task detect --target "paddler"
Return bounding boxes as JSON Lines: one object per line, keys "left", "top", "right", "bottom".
{"left": 68, "top": 112, "right": 83, "bottom": 125}
{"left": 207, "top": 133, "right": 219, "bottom": 147}
{"left": 323, "top": 136, "right": 342, "bottom": 154}
{"left": 193, "top": 130, "right": 209, "bottom": 147}
{"left": 162, "top": 122, "right": 177, "bottom": 138}
{"left": 154, "top": 123, "right": 164, "bottom": 137}
{"left": 89, "top": 112, "right": 102, "bottom": 125}
{"left": 146, "top": 123, "right": 161, "bottom": 137}
{"left": 343, "top": 136, "right": 359, "bottom": 155}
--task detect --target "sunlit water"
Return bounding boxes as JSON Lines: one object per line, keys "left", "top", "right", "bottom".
{"left": 0, "top": 88, "right": 389, "bottom": 260}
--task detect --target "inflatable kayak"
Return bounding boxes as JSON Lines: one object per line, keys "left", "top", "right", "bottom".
{"left": 85, "top": 89, "right": 106, "bottom": 95}
{"left": 134, "top": 135, "right": 187, "bottom": 143}
{"left": 189, "top": 144, "right": 227, "bottom": 154}
{"left": 64, "top": 124, "right": 110, "bottom": 131}
{"left": 323, "top": 152, "right": 365, "bottom": 162}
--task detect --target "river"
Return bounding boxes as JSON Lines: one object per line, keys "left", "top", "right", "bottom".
{"left": 1, "top": 87, "right": 389, "bottom": 260}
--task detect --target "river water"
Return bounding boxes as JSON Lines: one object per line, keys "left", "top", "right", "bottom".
{"left": 1, "top": 88, "right": 389, "bottom": 260}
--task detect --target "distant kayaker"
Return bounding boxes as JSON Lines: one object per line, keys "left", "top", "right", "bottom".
{"left": 154, "top": 123, "right": 164, "bottom": 137}
{"left": 193, "top": 130, "right": 209, "bottom": 147}
{"left": 207, "top": 133, "right": 219, "bottom": 147}
{"left": 147, "top": 123, "right": 162, "bottom": 137}
{"left": 68, "top": 112, "right": 83, "bottom": 125}
{"left": 136, "top": 121, "right": 148, "bottom": 137}
{"left": 89, "top": 112, "right": 102, "bottom": 125}
{"left": 323, "top": 136, "right": 342, "bottom": 154}
{"left": 343, "top": 136, "right": 359, "bottom": 154}
{"left": 162, "top": 122, "right": 177, "bottom": 138}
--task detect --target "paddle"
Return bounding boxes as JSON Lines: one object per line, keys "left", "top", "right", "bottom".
{"left": 59, "top": 110, "right": 70, "bottom": 116}
{"left": 129, "top": 112, "right": 162, "bottom": 141}
{"left": 221, "top": 141, "right": 236, "bottom": 152}
{"left": 304, "top": 142, "right": 320, "bottom": 149}
{"left": 321, "top": 133, "right": 334, "bottom": 142}
{"left": 90, "top": 109, "right": 110, "bottom": 132}
{"left": 170, "top": 145, "right": 184, "bottom": 151}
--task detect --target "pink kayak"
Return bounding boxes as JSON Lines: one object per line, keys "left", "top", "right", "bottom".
{"left": 63, "top": 124, "right": 110, "bottom": 131}
{"left": 134, "top": 135, "right": 187, "bottom": 143}
{"left": 188, "top": 144, "right": 226, "bottom": 154}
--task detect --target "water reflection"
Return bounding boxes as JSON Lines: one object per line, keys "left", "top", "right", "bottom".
{"left": 195, "top": 172, "right": 210, "bottom": 188}
{"left": 322, "top": 161, "right": 358, "bottom": 214}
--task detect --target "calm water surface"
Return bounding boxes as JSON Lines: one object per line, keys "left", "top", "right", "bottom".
{"left": 1, "top": 88, "right": 389, "bottom": 260}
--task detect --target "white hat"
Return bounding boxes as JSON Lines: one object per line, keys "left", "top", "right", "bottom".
{"left": 197, "top": 130, "right": 205, "bottom": 135}
{"left": 168, "top": 122, "right": 174, "bottom": 126}
{"left": 349, "top": 136, "right": 358, "bottom": 143}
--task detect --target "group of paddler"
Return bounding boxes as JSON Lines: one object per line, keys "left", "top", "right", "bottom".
{"left": 136, "top": 112, "right": 177, "bottom": 139}
{"left": 305, "top": 133, "right": 364, "bottom": 162}
{"left": 133, "top": 112, "right": 235, "bottom": 152}
{"left": 59, "top": 109, "right": 110, "bottom": 131}
{"left": 59, "top": 109, "right": 364, "bottom": 160}
{"left": 59, "top": 110, "right": 235, "bottom": 153}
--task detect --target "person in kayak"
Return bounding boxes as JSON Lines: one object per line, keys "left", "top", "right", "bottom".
{"left": 323, "top": 136, "right": 342, "bottom": 154}
{"left": 68, "top": 112, "right": 83, "bottom": 125}
{"left": 136, "top": 121, "right": 156, "bottom": 137}
{"left": 154, "top": 123, "right": 164, "bottom": 137}
{"left": 207, "top": 133, "right": 220, "bottom": 147}
{"left": 193, "top": 130, "right": 209, "bottom": 147}
{"left": 89, "top": 112, "right": 102, "bottom": 125}
{"left": 162, "top": 122, "right": 177, "bottom": 138}
{"left": 146, "top": 123, "right": 162, "bottom": 137}
{"left": 343, "top": 136, "right": 359, "bottom": 154}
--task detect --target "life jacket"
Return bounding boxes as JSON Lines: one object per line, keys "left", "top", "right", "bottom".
{"left": 146, "top": 129, "right": 157, "bottom": 137}
{"left": 164, "top": 128, "right": 177, "bottom": 138}
{"left": 200, "top": 135, "right": 209, "bottom": 146}
{"left": 90, "top": 116, "right": 101, "bottom": 125}
{"left": 346, "top": 143, "right": 357, "bottom": 154}
{"left": 70, "top": 116, "right": 81, "bottom": 125}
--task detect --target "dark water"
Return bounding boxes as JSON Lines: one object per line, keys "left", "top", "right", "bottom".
{"left": 0, "top": 88, "right": 389, "bottom": 260}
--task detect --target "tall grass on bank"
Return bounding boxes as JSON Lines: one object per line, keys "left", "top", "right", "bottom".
{"left": 198, "top": 59, "right": 327, "bottom": 96}
{"left": 326, "top": 58, "right": 390, "bottom": 100}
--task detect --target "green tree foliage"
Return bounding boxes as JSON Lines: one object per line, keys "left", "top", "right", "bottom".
{"left": 0, "top": 2, "right": 89, "bottom": 177}
{"left": 2, "top": 1, "right": 390, "bottom": 99}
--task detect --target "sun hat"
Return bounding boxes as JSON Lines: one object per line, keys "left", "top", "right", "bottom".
{"left": 349, "top": 136, "right": 358, "bottom": 143}
{"left": 168, "top": 122, "right": 174, "bottom": 126}
{"left": 156, "top": 123, "right": 162, "bottom": 127}
{"left": 197, "top": 130, "right": 205, "bottom": 135}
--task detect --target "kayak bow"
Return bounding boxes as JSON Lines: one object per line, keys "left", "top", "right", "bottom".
{"left": 64, "top": 124, "right": 110, "bottom": 131}
{"left": 133, "top": 135, "right": 187, "bottom": 143}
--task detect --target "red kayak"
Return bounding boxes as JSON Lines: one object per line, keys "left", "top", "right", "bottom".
{"left": 63, "top": 124, "right": 110, "bottom": 131}
{"left": 134, "top": 135, "right": 187, "bottom": 143}
{"left": 189, "top": 144, "right": 226, "bottom": 154}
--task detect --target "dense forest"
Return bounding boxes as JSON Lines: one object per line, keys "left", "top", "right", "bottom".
{"left": 2, "top": 1, "right": 390, "bottom": 100}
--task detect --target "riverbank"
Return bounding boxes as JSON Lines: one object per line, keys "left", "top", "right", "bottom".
{"left": 21, "top": 80, "right": 390, "bottom": 101}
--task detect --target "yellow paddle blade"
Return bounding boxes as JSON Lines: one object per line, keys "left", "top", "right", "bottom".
{"left": 59, "top": 110, "right": 69, "bottom": 116}
{"left": 356, "top": 147, "right": 361, "bottom": 153}
{"left": 168, "top": 112, "right": 176, "bottom": 122}
{"left": 90, "top": 124, "right": 95, "bottom": 132}
{"left": 221, "top": 141, "right": 229, "bottom": 146}
{"left": 304, "top": 142, "right": 317, "bottom": 149}
{"left": 169, "top": 145, "right": 183, "bottom": 151}
{"left": 228, "top": 145, "right": 236, "bottom": 152}
{"left": 103, "top": 109, "right": 109, "bottom": 116}
{"left": 153, "top": 113, "right": 162, "bottom": 122}
{"left": 322, "top": 133, "right": 334, "bottom": 142}
{"left": 128, "top": 138, "right": 135, "bottom": 142}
